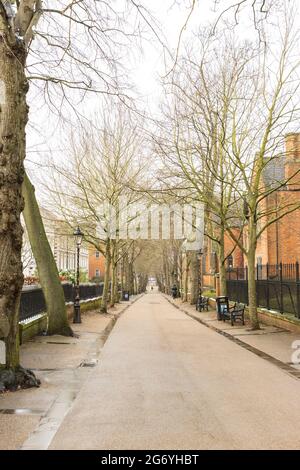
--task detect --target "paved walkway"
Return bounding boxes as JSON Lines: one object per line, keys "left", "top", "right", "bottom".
{"left": 45, "top": 291, "right": 300, "bottom": 450}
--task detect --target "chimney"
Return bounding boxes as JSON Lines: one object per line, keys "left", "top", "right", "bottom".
{"left": 284, "top": 133, "right": 300, "bottom": 188}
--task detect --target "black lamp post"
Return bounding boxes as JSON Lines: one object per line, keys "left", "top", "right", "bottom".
{"left": 197, "top": 249, "right": 203, "bottom": 298}
{"left": 73, "top": 226, "right": 84, "bottom": 324}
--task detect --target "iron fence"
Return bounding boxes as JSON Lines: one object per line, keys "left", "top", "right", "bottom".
{"left": 19, "top": 282, "right": 104, "bottom": 322}
{"left": 20, "top": 286, "right": 46, "bottom": 322}
{"left": 226, "top": 262, "right": 300, "bottom": 318}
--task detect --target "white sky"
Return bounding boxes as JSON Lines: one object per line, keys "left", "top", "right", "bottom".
{"left": 26, "top": 0, "right": 297, "bottom": 187}
{"left": 26, "top": 0, "right": 209, "bottom": 175}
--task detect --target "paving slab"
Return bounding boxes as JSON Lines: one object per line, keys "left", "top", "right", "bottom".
{"left": 0, "top": 415, "right": 40, "bottom": 450}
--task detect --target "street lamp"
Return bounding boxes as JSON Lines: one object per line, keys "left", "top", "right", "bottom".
{"left": 73, "top": 226, "right": 84, "bottom": 324}
{"left": 197, "top": 249, "right": 203, "bottom": 298}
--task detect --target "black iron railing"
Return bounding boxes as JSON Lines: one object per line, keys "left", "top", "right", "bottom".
{"left": 20, "top": 286, "right": 46, "bottom": 322}
{"left": 226, "top": 262, "right": 300, "bottom": 318}
{"left": 19, "top": 282, "right": 104, "bottom": 322}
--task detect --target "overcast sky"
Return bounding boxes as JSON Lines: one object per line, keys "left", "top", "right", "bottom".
{"left": 26, "top": 0, "right": 298, "bottom": 188}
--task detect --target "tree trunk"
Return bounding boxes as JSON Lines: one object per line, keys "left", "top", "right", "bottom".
{"left": 100, "top": 240, "right": 111, "bottom": 313}
{"left": 0, "top": 33, "right": 25, "bottom": 369}
{"left": 129, "top": 264, "right": 134, "bottom": 295}
{"left": 109, "top": 241, "right": 116, "bottom": 307}
{"left": 247, "top": 222, "right": 260, "bottom": 330}
{"left": 219, "top": 261, "right": 227, "bottom": 297}
{"left": 219, "top": 229, "right": 227, "bottom": 296}
{"left": 189, "top": 251, "right": 199, "bottom": 305}
{"left": 110, "top": 258, "right": 116, "bottom": 307}
{"left": 113, "top": 262, "right": 119, "bottom": 303}
{"left": 0, "top": 30, "right": 39, "bottom": 389}
{"left": 112, "top": 242, "right": 119, "bottom": 303}
{"left": 22, "top": 173, "right": 72, "bottom": 336}
{"left": 172, "top": 248, "right": 180, "bottom": 293}
{"left": 124, "top": 252, "right": 130, "bottom": 292}
{"left": 120, "top": 257, "right": 124, "bottom": 291}
{"left": 183, "top": 258, "right": 189, "bottom": 302}
{"left": 179, "top": 251, "right": 183, "bottom": 299}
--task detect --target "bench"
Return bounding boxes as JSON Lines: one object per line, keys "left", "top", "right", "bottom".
{"left": 196, "top": 296, "right": 209, "bottom": 312}
{"left": 222, "top": 302, "right": 245, "bottom": 326}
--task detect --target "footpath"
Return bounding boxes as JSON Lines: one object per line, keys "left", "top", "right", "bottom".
{"left": 0, "top": 295, "right": 141, "bottom": 450}
{"left": 167, "top": 296, "right": 300, "bottom": 380}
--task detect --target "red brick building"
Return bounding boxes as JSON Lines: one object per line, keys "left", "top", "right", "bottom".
{"left": 255, "top": 133, "right": 300, "bottom": 265}
{"left": 203, "top": 133, "right": 300, "bottom": 287}
{"left": 88, "top": 247, "right": 105, "bottom": 281}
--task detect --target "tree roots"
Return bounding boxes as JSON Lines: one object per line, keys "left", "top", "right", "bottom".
{"left": 0, "top": 366, "right": 40, "bottom": 392}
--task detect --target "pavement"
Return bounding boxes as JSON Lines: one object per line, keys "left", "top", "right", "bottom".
{"left": 2, "top": 290, "right": 300, "bottom": 450}
{"left": 0, "top": 296, "right": 140, "bottom": 450}
{"left": 169, "top": 296, "right": 300, "bottom": 372}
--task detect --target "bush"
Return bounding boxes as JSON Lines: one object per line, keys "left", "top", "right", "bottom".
{"left": 90, "top": 276, "right": 104, "bottom": 284}
{"left": 59, "top": 269, "right": 88, "bottom": 284}
{"left": 24, "top": 276, "right": 39, "bottom": 286}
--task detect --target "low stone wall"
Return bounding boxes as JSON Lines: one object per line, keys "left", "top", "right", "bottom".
{"left": 66, "top": 297, "right": 102, "bottom": 320}
{"left": 19, "top": 314, "right": 48, "bottom": 344}
{"left": 256, "top": 309, "right": 300, "bottom": 333}
{"left": 208, "top": 297, "right": 300, "bottom": 333}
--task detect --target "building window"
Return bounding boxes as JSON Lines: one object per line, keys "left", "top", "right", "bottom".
{"left": 210, "top": 252, "right": 217, "bottom": 272}
{"left": 95, "top": 269, "right": 100, "bottom": 277}
{"left": 257, "top": 256, "right": 262, "bottom": 266}
{"left": 95, "top": 251, "right": 100, "bottom": 258}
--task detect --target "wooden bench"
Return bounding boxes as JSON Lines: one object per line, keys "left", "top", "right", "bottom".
{"left": 196, "top": 296, "right": 209, "bottom": 312}
{"left": 222, "top": 302, "right": 245, "bottom": 326}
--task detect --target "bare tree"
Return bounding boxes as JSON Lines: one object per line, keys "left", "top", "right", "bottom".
{"left": 154, "top": 31, "right": 247, "bottom": 297}
{"left": 160, "top": 6, "right": 300, "bottom": 329}
{"left": 0, "top": 0, "right": 172, "bottom": 387}
{"left": 21, "top": 224, "right": 35, "bottom": 275}
{"left": 22, "top": 173, "right": 73, "bottom": 335}
{"left": 42, "top": 105, "right": 147, "bottom": 312}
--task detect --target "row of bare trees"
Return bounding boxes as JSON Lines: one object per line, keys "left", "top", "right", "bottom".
{"left": 0, "top": 0, "right": 174, "bottom": 389}
{"left": 155, "top": 4, "right": 300, "bottom": 329}
{"left": 41, "top": 106, "right": 148, "bottom": 310}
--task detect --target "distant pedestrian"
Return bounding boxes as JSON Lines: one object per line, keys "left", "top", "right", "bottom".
{"left": 171, "top": 284, "right": 178, "bottom": 299}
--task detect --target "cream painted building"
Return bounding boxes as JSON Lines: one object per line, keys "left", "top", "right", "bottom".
{"left": 22, "top": 209, "right": 88, "bottom": 277}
